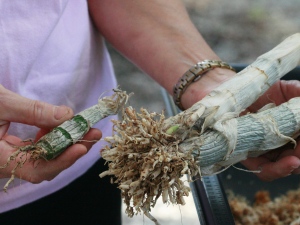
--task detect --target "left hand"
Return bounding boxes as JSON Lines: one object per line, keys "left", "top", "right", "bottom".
{"left": 0, "top": 86, "right": 102, "bottom": 184}
{"left": 241, "top": 80, "right": 300, "bottom": 181}
{"left": 0, "top": 127, "right": 101, "bottom": 184}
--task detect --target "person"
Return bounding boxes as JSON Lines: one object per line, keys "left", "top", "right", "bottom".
{"left": 0, "top": 0, "right": 299, "bottom": 224}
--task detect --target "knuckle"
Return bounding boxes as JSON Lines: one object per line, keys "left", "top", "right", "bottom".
{"left": 29, "top": 174, "right": 55, "bottom": 183}
{"left": 31, "top": 100, "right": 46, "bottom": 124}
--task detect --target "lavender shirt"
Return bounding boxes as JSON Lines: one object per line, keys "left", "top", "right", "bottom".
{"left": 0, "top": 0, "right": 117, "bottom": 212}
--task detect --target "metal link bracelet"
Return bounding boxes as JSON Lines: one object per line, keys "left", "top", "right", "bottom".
{"left": 173, "top": 60, "right": 235, "bottom": 110}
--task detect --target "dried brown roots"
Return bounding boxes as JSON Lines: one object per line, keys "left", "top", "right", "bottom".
{"left": 0, "top": 143, "right": 46, "bottom": 191}
{"left": 100, "top": 107, "right": 199, "bottom": 220}
{"left": 229, "top": 189, "right": 300, "bottom": 225}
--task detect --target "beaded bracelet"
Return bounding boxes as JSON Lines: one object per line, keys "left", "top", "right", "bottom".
{"left": 173, "top": 60, "right": 235, "bottom": 110}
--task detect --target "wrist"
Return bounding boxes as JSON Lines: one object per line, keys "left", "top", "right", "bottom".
{"left": 173, "top": 60, "right": 236, "bottom": 110}
{"left": 180, "top": 67, "right": 236, "bottom": 109}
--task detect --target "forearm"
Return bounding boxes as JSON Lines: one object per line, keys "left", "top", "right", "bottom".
{"left": 88, "top": 0, "right": 236, "bottom": 109}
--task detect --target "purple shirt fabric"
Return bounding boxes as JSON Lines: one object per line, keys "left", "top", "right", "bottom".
{"left": 0, "top": 0, "right": 117, "bottom": 212}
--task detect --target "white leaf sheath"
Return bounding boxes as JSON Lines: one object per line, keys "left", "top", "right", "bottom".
{"left": 165, "top": 33, "right": 300, "bottom": 133}
{"left": 179, "top": 97, "right": 300, "bottom": 175}
{"left": 36, "top": 89, "right": 128, "bottom": 160}
{"left": 99, "top": 33, "right": 300, "bottom": 222}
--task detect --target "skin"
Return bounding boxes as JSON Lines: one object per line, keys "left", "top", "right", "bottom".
{"left": 0, "top": 0, "right": 299, "bottom": 183}
{"left": 0, "top": 85, "right": 102, "bottom": 182}
{"left": 88, "top": 0, "right": 300, "bottom": 181}
{"left": 241, "top": 80, "right": 300, "bottom": 181}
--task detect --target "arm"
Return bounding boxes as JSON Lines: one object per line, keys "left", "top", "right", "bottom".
{"left": 88, "top": 0, "right": 300, "bottom": 181}
{"left": 88, "top": 0, "right": 236, "bottom": 109}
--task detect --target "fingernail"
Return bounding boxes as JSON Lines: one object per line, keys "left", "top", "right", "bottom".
{"left": 54, "top": 106, "right": 70, "bottom": 120}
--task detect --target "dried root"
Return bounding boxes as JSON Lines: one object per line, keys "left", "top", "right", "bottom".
{"left": 0, "top": 144, "right": 47, "bottom": 191}
{"left": 99, "top": 35, "right": 300, "bottom": 223}
{"left": 0, "top": 89, "right": 128, "bottom": 191}
{"left": 100, "top": 107, "right": 199, "bottom": 221}
{"left": 228, "top": 189, "right": 300, "bottom": 225}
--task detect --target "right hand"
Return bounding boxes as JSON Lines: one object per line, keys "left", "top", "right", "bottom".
{"left": 0, "top": 85, "right": 102, "bottom": 183}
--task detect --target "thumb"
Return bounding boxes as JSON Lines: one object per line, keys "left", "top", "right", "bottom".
{"left": 0, "top": 85, "right": 74, "bottom": 129}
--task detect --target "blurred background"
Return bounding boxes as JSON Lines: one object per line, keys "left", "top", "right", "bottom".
{"left": 106, "top": 0, "right": 299, "bottom": 224}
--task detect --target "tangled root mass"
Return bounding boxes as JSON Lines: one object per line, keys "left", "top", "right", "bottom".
{"left": 100, "top": 106, "right": 199, "bottom": 221}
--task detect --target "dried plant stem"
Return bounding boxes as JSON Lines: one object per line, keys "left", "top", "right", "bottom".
{"left": 101, "top": 107, "right": 197, "bottom": 218}
{"left": 180, "top": 97, "right": 300, "bottom": 175}
{"left": 1, "top": 89, "right": 129, "bottom": 191}
{"left": 101, "top": 33, "right": 300, "bottom": 223}
{"left": 165, "top": 33, "right": 300, "bottom": 133}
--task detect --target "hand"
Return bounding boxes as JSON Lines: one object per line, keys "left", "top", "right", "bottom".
{"left": 0, "top": 85, "right": 102, "bottom": 183}
{"left": 241, "top": 80, "right": 300, "bottom": 181}
{"left": 184, "top": 69, "right": 300, "bottom": 181}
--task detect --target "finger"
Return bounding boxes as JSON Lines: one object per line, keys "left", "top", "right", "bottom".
{"left": 45, "top": 129, "right": 102, "bottom": 173}
{"left": 246, "top": 80, "right": 300, "bottom": 113}
{"left": 34, "top": 127, "right": 101, "bottom": 148}
{"left": 25, "top": 128, "right": 102, "bottom": 182}
{"left": 46, "top": 144, "right": 88, "bottom": 175}
{"left": 2, "top": 134, "right": 23, "bottom": 146}
{"left": 0, "top": 128, "right": 101, "bottom": 182}
{"left": 245, "top": 81, "right": 282, "bottom": 113}
{"left": 0, "top": 85, "right": 73, "bottom": 128}
{"left": 77, "top": 128, "right": 102, "bottom": 150}
{"left": 18, "top": 144, "right": 89, "bottom": 183}
{"left": 279, "top": 80, "right": 300, "bottom": 101}
{"left": 242, "top": 156, "right": 300, "bottom": 181}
